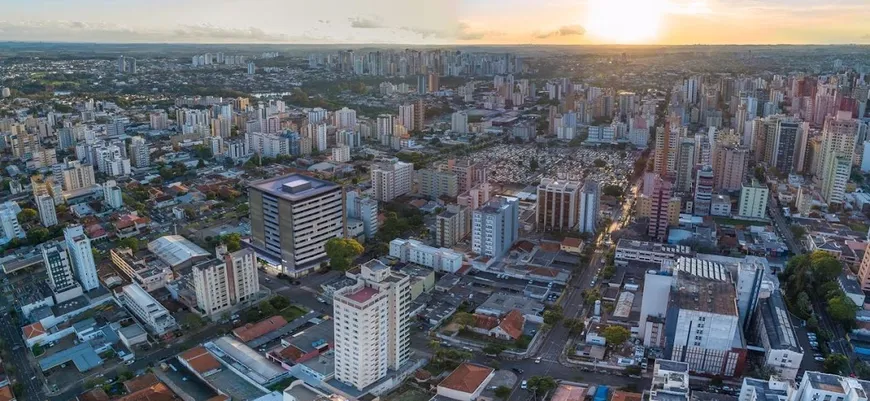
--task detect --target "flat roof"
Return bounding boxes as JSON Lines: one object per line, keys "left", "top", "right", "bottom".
{"left": 210, "top": 337, "right": 287, "bottom": 385}
{"left": 671, "top": 273, "right": 737, "bottom": 316}
{"left": 617, "top": 239, "right": 693, "bottom": 256}
{"left": 249, "top": 174, "right": 339, "bottom": 202}
{"left": 344, "top": 286, "right": 379, "bottom": 303}
{"left": 759, "top": 291, "right": 801, "bottom": 352}
{"left": 38, "top": 342, "right": 102, "bottom": 372}
{"left": 551, "top": 384, "right": 588, "bottom": 401}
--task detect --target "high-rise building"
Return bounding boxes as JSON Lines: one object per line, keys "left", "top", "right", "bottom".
{"left": 64, "top": 225, "right": 99, "bottom": 291}
{"left": 654, "top": 123, "right": 680, "bottom": 176}
{"left": 248, "top": 174, "right": 345, "bottom": 276}
{"left": 536, "top": 179, "right": 581, "bottom": 232}
{"left": 435, "top": 205, "right": 470, "bottom": 248}
{"left": 346, "top": 190, "right": 379, "bottom": 241}
{"left": 714, "top": 145, "right": 750, "bottom": 192}
{"left": 416, "top": 75, "right": 427, "bottom": 94}
{"left": 335, "top": 107, "right": 357, "bottom": 130}
{"left": 451, "top": 111, "right": 468, "bottom": 133}
{"left": 436, "top": 159, "right": 482, "bottom": 194}
{"left": 333, "top": 260, "right": 410, "bottom": 391}
{"left": 770, "top": 118, "right": 801, "bottom": 174}
{"left": 61, "top": 160, "right": 95, "bottom": 191}
{"left": 0, "top": 201, "right": 25, "bottom": 242}
{"left": 579, "top": 181, "right": 600, "bottom": 234}
{"left": 371, "top": 159, "right": 414, "bottom": 202}
{"left": 675, "top": 137, "right": 696, "bottom": 193}
{"left": 820, "top": 111, "right": 859, "bottom": 205}
{"left": 103, "top": 180, "right": 123, "bottom": 209}
{"left": 398, "top": 104, "right": 414, "bottom": 131}
{"left": 738, "top": 179, "right": 769, "bottom": 219}
{"left": 419, "top": 169, "right": 459, "bottom": 199}
{"left": 43, "top": 244, "right": 77, "bottom": 293}
{"left": 693, "top": 166, "right": 714, "bottom": 216}
{"left": 414, "top": 99, "right": 425, "bottom": 131}
{"left": 308, "top": 108, "right": 328, "bottom": 124}
{"left": 472, "top": 197, "right": 519, "bottom": 258}
{"left": 149, "top": 111, "right": 169, "bottom": 130}
{"left": 648, "top": 175, "right": 673, "bottom": 241}
{"left": 427, "top": 73, "right": 440, "bottom": 93}
{"left": 192, "top": 246, "right": 258, "bottom": 317}
{"left": 35, "top": 193, "right": 57, "bottom": 227}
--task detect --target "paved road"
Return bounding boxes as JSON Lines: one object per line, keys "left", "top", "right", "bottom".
{"left": 0, "top": 310, "right": 45, "bottom": 401}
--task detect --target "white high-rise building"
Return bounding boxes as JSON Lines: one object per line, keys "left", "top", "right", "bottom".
{"left": 192, "top": 246, "right": 258, "bottom": 317}
{"left": 377, "top": 114, "right": 394, "bottom": 140}
{"left": 43, "top": 244, "right": 78, "bottom": 293}
{"left": 331, "top": 145, "right": 351, "bottom": 163}
{"left": 246, "top": 132, "right": 291, "bottom": 158}
{"left": 149, "top": 111, "right": 169, "bottom": 130}
{"left": 333, "top": 260, "right": 410, "bottom": 391}
{"left": 451, "top": 111, "right": 468, "bottom": 133}
{"left": 738, "top": 179, "right": 770, "bottom": 219}
{"left": 61, "top": 160, "right": 96, "bottom": 191}
{"left": 346, "top": 190, "right": 379, "bottom": 241}
{"left": 335, "top": 107, "right": 357, "bottom": 130}
{"left": 579, "top": 181, "right": 600, "bottom": 234}
{"left": 103, "top": 180, "right": 123, "bottom": 209}
{"left": 64, "top": 225, "right": 99, "bottom": 291}
{"left": 398, "top": 104, "right": 414, "bottom": 130}
{"left": 130, "top": 136, "right": 150, "bottom": 168}
{"left": 0, "top": 201, "right": 25, "bottom": 242}
{"left": 36, "top": 194, "right": 57, "bottom": 227}
{"left": 371, "top": 159, "right": 414, "bottom": 202}
{"left": 120, "top": 283, "right": 177, "bottom": 334}
{"left": 313, "top": 123, "right": 328, "bottom": 152}
{"left": 820, "top": 111, "right": 859, "bottom": 205}
{"left": 472, "top": 197, "right": 519, "bottom": 259}
{"left": 308, "top": 108, "right": 328, "bottom": 124}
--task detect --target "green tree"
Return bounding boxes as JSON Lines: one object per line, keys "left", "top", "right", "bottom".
{"left": 483, "top": 343, "right": 506, "bottom": 355}
{"left": 118, "top": 237, "right": 141, "bottom": 252}
{"left": 453, "top": 312, "right": 475, "bottom": 330}
{"left": 31, "top": 343, "right": 44, "bottom": 356}
{"left": 17, "top": 208, "right": 37, "bottom": 224}
{"left": 269, "top": 296, "right": 290, "bottom": 310}
{"left": 259, "top": 300, "right": 278, "bottom": 317}
{"left": 220, "top": 233, "right": 242, "bottom": 252}
{"left": 601, "top": 325, "right": 631, "bottom": 347}
{"left": 602, "top": 185, "right": 623, "bottom": 197}
{"left": 563, "top": 318, "right": 585, "bottom": 335}
{"left": 543, "top": 309, "right": 563, "bottom": 325}
{"left": 527, "top": 376, "right": 557, "bottom": 393}
{"left": 324, "top": 238, "right": 364, "bottom": 270}
{"left": 593, "top": 159, "right": 606, "bottom": 168}
{"left": 529, "top": 158, "right": 539, "bottom": 171}
{"left": 795, "top": 292, "right": 813, "bottom": 319}
{"left": 790, "top": 224, "right": 807, "bottom": 239}
{"left": 495, "top": 386, "right": 512, "bottom": 400}
{"left": 184, "top": 314, "right": 205, "bottom": 330}
{"left": 828, "top": 296, "right": 858, "bottom": 325}
{"left": 824, "top": 354, "right": 849, "bottom": 374}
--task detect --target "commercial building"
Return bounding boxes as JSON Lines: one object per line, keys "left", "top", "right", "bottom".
{"left": 110, "top": 247, "right": 172, "bottom": 292}
{"left": 751, "top": 290, "right": 803, "bottom": 380}
{"left": 675, "top": 138, "right": 696, "bottom": 193}
{"left": 192, "top": 246, "right": 259, "bottom": 318}
{"left": 119, "top": 283, "right": 177, "bottom": 334}
{"left": 738, "top": 180, "right": 769, "bottom": 219}
{"left": 36, "top": 193, "right": 57, "bottom": 227}
{"left": 43, "top": 244, "right": 80, "bottom": 295}
{"left": 710, "top": 195, "right": 732, "bottom": 217}
{"left": 419, "top": 169, "right": 459, "bottom": 199}
{"left": 64, "top": 225, "right": 99, "bottom": 292}
{"left": 615, "top": 240, "right": 693, "bottom": 266}
{"left": 248, "top": 174, "right": 345, "bottom": 276}
{"left": 371, "top": 159, "right": 413, "bottom": 202}
{"left": 435, "top": 205, "right": 470, "bottom": 248}
{"left": 650, "top": 360, "right": 690, "bottom": 401}
{"left": 389, "top": 238, "right": 464, "bottom": 273}
{"left": 737, "top": 377, "right": 793, "bottom": 401}
{"left": 333, "top": 260, "right": 411, "bottom": 391}
{"left": 472, "top": 197, "right": 519, "bottom": 259}
{"left": 147, "top": 235, "right": 210, "bottom": 269}
{"left": 536, "top": 179, "right": 580, "bottom": 232}
{"left": 579, "top": 181, "right": 600, "bottom": 234}
{"left": 436, "top": 363, "right": 495, "bottom": 401}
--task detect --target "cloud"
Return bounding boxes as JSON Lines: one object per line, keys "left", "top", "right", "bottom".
{"left": 862, "top": 34, "right": 870, "bottom": 39}
{"left": 396, "top": 22, "right": 499, "bottom": 41}
{"left": 535, "top": 25, "right": 586, "bottom": 39}
{"left": 348, "top": 17, "right": 384, "bottom": 29}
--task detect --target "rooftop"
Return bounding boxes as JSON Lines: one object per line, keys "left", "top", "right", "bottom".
{"left": 210, "top": 337, "right": 287, "bottom": 385}
{"left": 616, "top": 239, "right": 693, "bottom": 256}
{"left": 180, "top": 346, "right": 222, "bottom": 375}
{"left": 551, "top": 384, "right": 588, "bottom": 401}
{"left": 233, "top": 316, "right": 288, "bottom": 343}
{"left": 249, "top": 174, "right": 339, "bottom": 202}
{"left": 758, "top": 291, "right": 801, "bottom": 352}
{"left": 148, "top": 235, "right": 210, "bottom": 267}
{"left": 671, "top": 271, "right": 737, "bottom": 316}
{"left": 38, "top": 342, "right": 102, "bottom": 372}
{"left": 344, "top": 286, "right": 380, "bottom": 303}
{"left": 438, "top": 363, "right": 494, "bottom": 393}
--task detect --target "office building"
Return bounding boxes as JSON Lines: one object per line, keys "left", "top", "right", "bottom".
{"left": 43, "top": 244, "right": 78, "bottom": 294}
{"left": 120, "top": 283, "right": 177, "bottom": 334}
{"left": 0, "top": 201, "right": 25, "bottom": 243}
{"left": 64, "top": 225, "right": 100, "bottom": 291}
{"left": 771, "top": 118, "right": 801, "bottom": 174}
{"left": 820, "top": 111, "right": 859, "bottom": 205}
{"left": 472, "top": 197, "right": 519, "bottom": 259}
{"left": 371, "top": 159, "right": 413, "bottom": 202}
{"left": 248, "top": 174, "right": 345, "bottom": 276}
{"left": 435, "top": 205, "right": 470, "bottom": 248}
{"left": 738, "top": 180, "right": 769, "bottom": 219}
{"left": 346, "top": 190, "right": 379, "bottom": 241}
{"left": 751, "top": 290, "right": 803, "bottom": 380}
{"left": 130, "top": 136, "right": 150, "bottom": 168}
{"left": 389, "top": 238, "right": 464, "bottom": 273}
{"left": 451, "top": 111, "right": 468, "bottom": 133}
{"left": 650, "top": 360, "right": 690, "bottom": 401}
{"left": 333, "top": 260, "right": 411, "bottom": 391}
{"left": 419, "top": 169, "right": 459, "bottom": 199}
{"left": 713, "top": 145, "right": 749, "bottom": 192}
{"left": 536, "top": 179, "right": 580, "bottom": 232}
{"left": 579, "top": 181, "right": 600, "bottom": 234}
{"left": 192, "top": 246, "right": 258, "bottom": 317}
{"left": 693, "top": 166, "right": 714, "bottom": 216}
{"left": 61, "top": 160, "right": 96, "bottom": 191}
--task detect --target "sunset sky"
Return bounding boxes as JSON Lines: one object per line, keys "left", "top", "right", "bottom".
{"left": 1, "top": 0, "right": 869, "bottom": 45}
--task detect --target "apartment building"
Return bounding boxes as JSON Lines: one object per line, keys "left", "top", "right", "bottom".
{"left": 371, "top": 159, "right": 413, "bottom": 202}
{"left": 536, "top": 179, "right": 581, "bottom": 232}
{"left": 471, "top": 197, "right": 519, "bottom": 259}
{"left": 191, "top": 246, "right": 259, "bottom": 318}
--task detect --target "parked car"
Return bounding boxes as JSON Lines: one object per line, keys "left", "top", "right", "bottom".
{"left": 512, "top": 367, "right": 524, "bottom": 374}
{"left": 521, "top": 380, "right": 528, "bottom": 390}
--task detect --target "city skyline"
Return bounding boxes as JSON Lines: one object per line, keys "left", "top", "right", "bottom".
{"left": 3, "top": 0, "right": 870, "bottom": 45}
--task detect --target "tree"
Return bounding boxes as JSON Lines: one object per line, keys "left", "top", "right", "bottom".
{"left": 118, "top": 237, "right": 141, "bottom": 253}
{"left": 543, "top": 309, "right": 563, "bottom": 325}
{"left": 259, "top": 300, "right": 278, "bottom": 317}
{"left": 602, "top": 185, "right": 623, "bottom": 197}
{"left": 269, "top": 296, "right": 290, "bottom": 310}
{"left": 17, "top": 208, "right": 37, "bottom": 224}
{"left": 529, "top": 158, "right": 539, "bottom": 171}
{"left": 453, "top": 312, "right": 475, "bottom": 329}
{"left": 828, "top": 296, "right": 858, "bottom": 325}
{"left": 483, "top": 343, "right": 506, "bottom": 355}
{"left": 31, "top": 343, "right": 44, "bottom": 356}
{"left": 184, "top": 314, "right": 205, "bottom": 330}
{"left": 324, "top": 238, "right": 364, "bottom": 270}
{"left": 795, "top": 292, "right": 813, "bottom": 319}
{"left": 824, "top": 354, "right": 849, "bottom": 374}
{"left": 495, "top": 386, "right": 512, "bottom": 400}
{"left": 601, "top": 325, "right": 630, "bottom": 347}
{"left": 527, "top": 376, "right": 557, "bottom": 393}
{"left": 563, "top": 318, "right": 585, "bottom": 335}
{"left": 220, "top": 233, "right": 242, "bottom": 252}
{"left": 790, "top": 224, "right": 807, "bottom": 239}
{"left": 624, "top": 365, "right": 642, "bottom": 376}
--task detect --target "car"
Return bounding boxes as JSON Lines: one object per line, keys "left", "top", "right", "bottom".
{"left": 521, "top": 380, "right": 528, "bottom": 389}
{"left": 512, "top": 367, "right": 524, "bottom": 374}
{"left": 535, "top": 357, "right": 542, "bottom": 364}
{"left": 815, "top": 356, "right": 825, "bottom": 362}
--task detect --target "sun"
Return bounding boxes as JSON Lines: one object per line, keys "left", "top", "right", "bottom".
{"left": 585, "top": 0, "right": 666, "bottom": 44}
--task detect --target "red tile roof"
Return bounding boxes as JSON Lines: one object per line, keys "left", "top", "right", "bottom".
{"left": 23, "top": 322, "right": 45, "bottom": 339}
{"left": 77, "top": 388, "right": 110, "bottom": 401}
{"left": 539, "top": 242, "right": 561, "bottom": 252}
{"left": 179, "top": 346, "right": 221, "bottom": 374}
{"left": 439, "top": 363, "right": 494, "bottom": 393}
{"left": 561, "top": 237, "right": 583, "bottom": 248}
{"left": 124, "top": 374, "right": 160, "bottom": 393}
{"left": 498, "top": 310, "right": 525, "bottom": 340}
{"left": 471, "top": 314, "right": 499, "bottom": 330}
{"left": 611, "top": 391, "right": 643, "bottom": 401}
{"left": 116, "top": 382, "right": 177, "bottom": 401}
{"left": 232, "top": 316, "right": 288, "bottom": 342}
{"left": 0, "top": 385, "right": 14, "bottom": 401}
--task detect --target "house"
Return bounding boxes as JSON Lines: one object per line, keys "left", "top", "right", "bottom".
{"left": 0, "top": 385, "right": 14, "bottom": 401}
{"left": 232, "top": 316, "right": 288, "bottom": 343}
{"left": 178, "top": 346, "right": 222, "bottom": 378}
{"left": 22, "top": 322, "right": 46, "bottom": 347}
{"left": 436, "top": 363, "right": 495, "bottom": 401}
{"left": 468, "top": 309, "right": 525, "bottom": 341}
{"left": 560, "top": 237, "right": 584, "bottom": 254}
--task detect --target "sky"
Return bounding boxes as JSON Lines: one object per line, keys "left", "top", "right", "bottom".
{"left": 1, "top": 0, "right": 870, "bottom": 45}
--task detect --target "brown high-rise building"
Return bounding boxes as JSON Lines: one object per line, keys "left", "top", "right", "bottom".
{"left": 414, "top": 99, "right": 425, "bottom": 131}
{"left": 648, "top": 175, "right": 674, "bottom": 242}
{"left": 536, "top": 179, "right": 581, "bottom": 231}
{"left": 713, "top": 144, "right": 749, "bottom": 192}
{"left": 427, "top": 73, "right": 440, "bottom": 93}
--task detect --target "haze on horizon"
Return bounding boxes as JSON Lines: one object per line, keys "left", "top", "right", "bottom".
{"left": 2, "top": 0, "right": 870, "bottom": 46}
